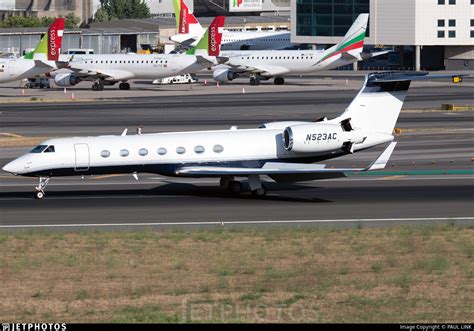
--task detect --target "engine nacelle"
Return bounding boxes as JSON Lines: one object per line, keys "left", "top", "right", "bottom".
{"left": 54, "top": 73, "right": 81, "bottom": 87}
{"left": 283, "top": 124, "right": 345, "bottom": 153}
{"left": 213, "top": 68, "right": 238, "bottom": 82}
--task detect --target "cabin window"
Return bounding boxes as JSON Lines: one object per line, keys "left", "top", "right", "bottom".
{"left": 194, "top": 145, "right": 205, "bottom": 154}
{"left": 43, "top": 145, "right": 55, "bottom": 153}
{"left": 138, "top": 148, "right": 148, "bottom": 156}
{"left": 176, "top": 147, "right": 186, "bottom": 154}
{"left": 100, "top": 150, "right": 110, "bottom": 158}
{"left": 213, "top": 145, "right": 224, "bottom": 153}
{"left": 157, "top": 147, "right": 167, "bottom": 155}
{"left": 120, "top": 149, "right": 129, "bottom": 157}
{"left": 30, "top": 145, "right": 47, "bottom": 153}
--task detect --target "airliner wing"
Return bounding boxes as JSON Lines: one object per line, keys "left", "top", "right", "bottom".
{"left": 33, "top": 60, "right": 54, "bottom": 69}
{"left": 65, "top": 67, "right": 135, "bottom": 81}
{"left": 176, "top": 142, "right": 397, "bottom": 178}
{"left": 223, "top": 61, "right": 290, "bottom": 77}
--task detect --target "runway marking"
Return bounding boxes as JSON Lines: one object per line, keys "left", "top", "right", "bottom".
{"left": 377, "top": 175, "right": 407, "bottom": 181}
{"left": 0, "top": 217, "right": 472, "bottom": 229}
{"left": 92, "top": 174, "right": 125, "bottom": 180}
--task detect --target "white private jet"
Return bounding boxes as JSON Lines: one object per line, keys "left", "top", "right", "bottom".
{"left": 0, "top": 18, "right": 64, "bottom": 84}
{"left": 51, "top": 17, "right": 225, "bottom": 91}
{"left": 170, "top": 0, "right": 292, "bottom": 51}
{"left": 213, "top": 14, "right": 389, "bottom": 85}
{"left": 2, "top": 71, "right": 461, "bottom": 199}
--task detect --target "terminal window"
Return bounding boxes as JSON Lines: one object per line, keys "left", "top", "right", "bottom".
{"left": 448, "top": 0, "right": 455, "bottom": 4}
{"left": 437, "top": 19, "right": 445, "bottom": 27}
{"left": 438, "top": 31, "right": 445, "bottom": 38}
{"left": 438, "top": 0, "right": 445, "bottom": 4}
{"left": 296, "top": 0, "right": 370, "bottom": 37}
{"left": 448, "top": 30, "right": 456, "bottom": 38}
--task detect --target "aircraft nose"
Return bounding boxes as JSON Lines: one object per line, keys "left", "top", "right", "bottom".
{"left": 2, "top": 160, "right": 21, "bottom": 174}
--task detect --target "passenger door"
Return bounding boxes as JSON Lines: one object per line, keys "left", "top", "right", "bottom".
{"left": 74, "top": 143, "right": 90, "bottom": 171}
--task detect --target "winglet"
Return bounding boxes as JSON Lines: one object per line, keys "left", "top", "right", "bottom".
{"left": 367, "top": 142, "right": 397, "bottom": 171}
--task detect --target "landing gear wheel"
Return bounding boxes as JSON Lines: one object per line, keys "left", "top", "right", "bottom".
{"left": 119, "top": 82, "right": 130, "bottom": 90}
{"left": 227, "top": 181, "right": 243, "bottom": 194}
{"left": 251, "top": 185, "right": 267, "bottom": 197}
{"left": 249, "top": 77, "right": 260, "bottom": 86}
{"left": 35, "top": 191, "right": 44, "bottom": 199}
{"left": 274, "top": 77, "right": 285, "bottom": 85}
{"left": 92, "top": 82, "right": 104, "bottom": 91}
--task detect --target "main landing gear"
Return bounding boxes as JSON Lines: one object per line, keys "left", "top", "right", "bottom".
{"left": 249, "top": 75, "right": 261, "bottom": 86}
{"left": 220, "top": 175, "right": 267, "bottom": 197}
{"left": 119, "top": 82, "right": 130, "bottom": 90}
{"left": 274, "top": 77, "right": 285, "bottom": 85}
{"left": 35, "top": 176, "right": 50, "bottom": 199}
{"left": 92, "top": 81, "right": 104, "bottom": 91}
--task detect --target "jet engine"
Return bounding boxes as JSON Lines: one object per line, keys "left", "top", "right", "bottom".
{"left": 283, "top": 123, "right": 366, "bottom": 153}
{"left": 54, "top": 73, "right": 81, "bottom": 87}
{"left": 213, "top": 68, "right": 238, "bottom": 82}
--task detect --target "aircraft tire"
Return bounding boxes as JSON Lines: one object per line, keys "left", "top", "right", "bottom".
{"left": 227, "top": 181, "right": 243, "bottom": 194}
{"left": 251, "top": 185, "right": 267, "bottom": 197}
{"left": 35, "top": 191, "right": 44, "bottom": 199}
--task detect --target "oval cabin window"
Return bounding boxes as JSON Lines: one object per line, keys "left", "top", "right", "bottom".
{"left": 176, "top": 147, "right": 186, "bottom": 154}
{"left": 213, "top": 145, "right": 224, "bottom": 153}
{"left": 157, "top": 148, "right": 167, "bottom": 155}
{"left": 194, "top": 145, "right": 205, "bottom": 154}
{"left": 138, "top": 148, "right": 148, "bottom": 156}
{"left": 100, "top": 150, "right": 110, "bottom": 158}
{"left": 120, "top": 149, "right": 129, "bottom": 157}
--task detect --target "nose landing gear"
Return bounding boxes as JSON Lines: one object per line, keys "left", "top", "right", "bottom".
{"left": 35, "top": 176, "right": 50, "bottom": 199}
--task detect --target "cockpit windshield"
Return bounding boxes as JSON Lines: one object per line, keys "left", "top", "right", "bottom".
{"left": 44, "top": 145, "right": 55, "bottom": 153}
{"left": 30, "top": 145, "right": 47, "bottom": 153}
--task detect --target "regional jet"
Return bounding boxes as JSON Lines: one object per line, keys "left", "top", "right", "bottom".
{"left": 0, "top": 18, "right": 64, "bottom": 84}
{"left": 51, "top": 17, "right": 225, "bottom": 91}
{"left": 212, "top": 14, "right": 389, "bottom": 85}
{"left": 2, "top": 71, "right": 461, "bottom": 199}
{"left": 170, "top": 0, "right": 292, "bottom": 51}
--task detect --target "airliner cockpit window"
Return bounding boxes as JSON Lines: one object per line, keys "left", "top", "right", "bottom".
{"left": 43, "top": 145, "right": 55, "bottom": 153}
{"left": 30, "top": 145, "right": 47, "bottom": 153}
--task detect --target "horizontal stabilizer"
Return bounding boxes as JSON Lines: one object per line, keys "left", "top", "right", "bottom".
{"left": 366, "top": 142, "right": 397, "bottom": 171}
{"left": 361, "top": 50, "right": 392, "bottom": 60}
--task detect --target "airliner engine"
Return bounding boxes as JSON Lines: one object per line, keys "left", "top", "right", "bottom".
{"left": 213, "top": 68, "right": 238, "bottom": 82}
{"left": 283, "top": 123, "right": 366, "bottom": 153}
{"left": 54, "top": 73, "right": 81, "bottom": 87}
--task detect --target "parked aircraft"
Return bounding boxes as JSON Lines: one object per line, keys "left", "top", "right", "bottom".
{"left": 51, "top": 17, "right": 225, "bottom": 91}
{"left": 2, "top": 71, "right": 460, "bottom": 199}
{"left": 170, "top": 0, "right": 292, "bottom": 50}
{"left": 213, "top": 14, "right": 389, "bottom": 85}
{"left": 0, "top": 18, "right": 64, "bottom": 84}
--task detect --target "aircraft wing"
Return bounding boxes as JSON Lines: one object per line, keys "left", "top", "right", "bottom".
{"left": 221, "top": 61, "right": 291, "bottom": 77}
{"left": 64, "top": 67, "right": 135, "bottom": 81}
{"left": 33, "top": 60, "right": 54, "bottom": 69}
{"left": 195, "top": 55, "right": 215, "bottom": 66}
{"left": 176, "top": 142, "right": 397, "bottom": 178}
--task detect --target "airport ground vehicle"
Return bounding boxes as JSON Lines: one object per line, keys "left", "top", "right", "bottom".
{"left": 23, "top": 77, "right": 51, "bottom": 89}
{"left": 153, "top": 73, "right": 198, "bottom": 85}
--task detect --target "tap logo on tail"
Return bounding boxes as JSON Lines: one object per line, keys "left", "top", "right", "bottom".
{"left": 48, "top": 18, "right": 65, "bottom": 61}
{"left": 178, "top": 0, "right": 198, "bottom": 34}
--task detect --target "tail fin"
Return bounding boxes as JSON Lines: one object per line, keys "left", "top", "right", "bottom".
{"left": 186, "top": 16, "right": 225, "bottom": 56}
{"left": 337, "top": 72, "right": 464, "bottom": 135}
{"left": 318, "top": 14, "right": 368, "bottom": 65}
{"left": 23, "top": 18, "right": 65, "bottom": 61}
{"left": 173, "top": 0, "right": 203, "bottom": 35}
{"left": 47, "top": 17, "right": 65, "bottom": 61}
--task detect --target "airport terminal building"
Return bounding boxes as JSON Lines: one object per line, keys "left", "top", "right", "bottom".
{"left": 292, "top": 0, "right": 474, "bottom": 70}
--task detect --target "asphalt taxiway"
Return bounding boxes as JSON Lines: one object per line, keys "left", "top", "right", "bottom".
{"left": 0, "top": 75, "right": 473, "bottom": 230}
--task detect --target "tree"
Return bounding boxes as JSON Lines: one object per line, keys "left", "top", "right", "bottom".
{"left": 98, "top": 0, "right": 151, "bottom": 21}
{"left": 0, "top": 14, "right": 80, "bottom": 28}
{"left": 64, "top": 12, "right": 80, "bottom": 29}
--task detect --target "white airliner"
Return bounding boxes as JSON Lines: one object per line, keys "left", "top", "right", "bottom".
{"left": 2, "top": 71, "right": 460, "bottom": 199}
{"left": 170, "top": 0, "right": 292, "bottom": 51}
{"left": 51, "top": 17, "right": 225, "bottom": 91}
{"left": 213, "top": 14, "right": 389, "bottom": 85}
{"left": 0, "top": 18, "right": 64, "bottom": 84}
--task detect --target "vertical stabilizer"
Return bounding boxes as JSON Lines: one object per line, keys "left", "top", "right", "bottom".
{"left": 186, "top": 16, "right": 225, "bottom": 56}
{"left": 173, "top": 0, "right": 203, "bottom": 35}
{"left": 23, "top": 18, "right": 65, "bottom": 61}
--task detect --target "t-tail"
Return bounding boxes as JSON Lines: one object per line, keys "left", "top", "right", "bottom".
{"left": 23, "top": 18, "right": 65, "bottom": 62}
{"left": 331, "top": 72, "right": 465, "bottom": 151}
{"left": 315, "top": 13, "right": 368, "bottom": 69}
{"left": 186, "top": 16, "right": 225, "bottom": 57}
{"left": 172, "top": 0, "right": 204, "bottom": 43}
